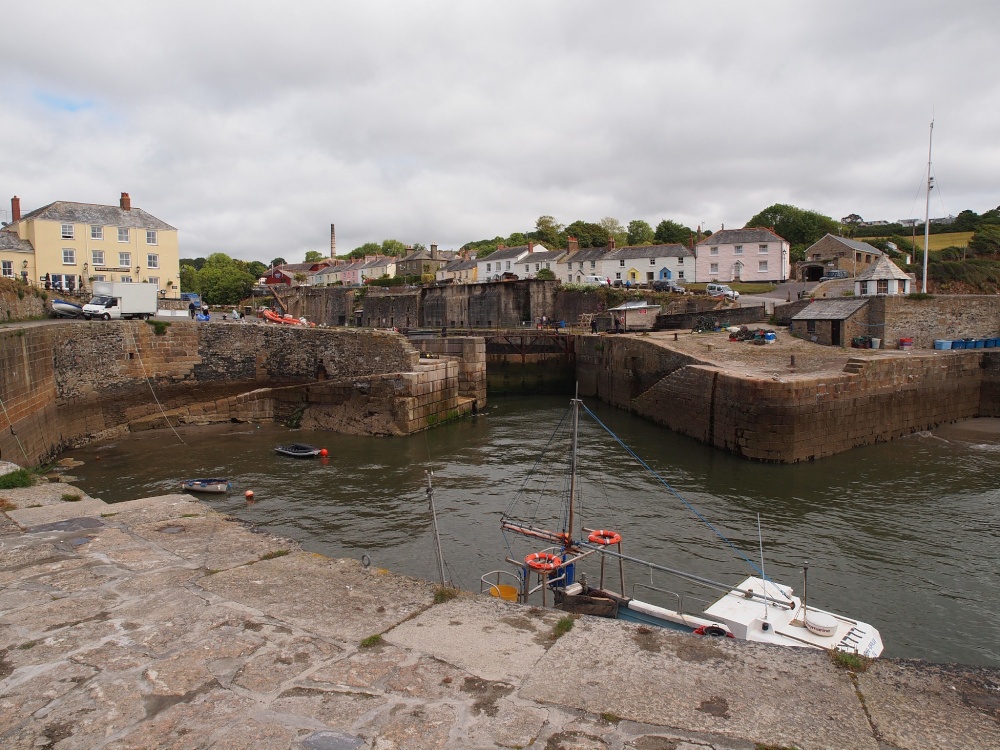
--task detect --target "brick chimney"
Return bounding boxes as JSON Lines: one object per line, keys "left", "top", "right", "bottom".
{"left": 527, "top": 241, "right": 535, "bottom": 253}
{"left": 11, "top": 196, "right": 20, "bottom": 222}
{"left": 608, "top": 237, "right": 616, "bottom": 250}
{"left": 330, "top": 224, "right": 336, "bottom": 255}
{"left": 430, "top": 243, "right": 438, "bottom": 259}
{"left": 567, "top": 236, "right": 579, "bottom": 253}
{"left": 120, "top": 192, "right": 131, "bottom": 211}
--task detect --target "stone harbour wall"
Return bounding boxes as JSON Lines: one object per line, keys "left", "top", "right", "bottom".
{"left": 0, "top": 321, "right": 464, "bottom": 465}
{"left": 0, "top": 279, "right": 48, "bottom": 322}
{"left": 575, "top": 335, "right": 997, "bottom": 462}
{"left": 878, "top": 294, "right": 1000, "bottom": 349}
{"left": 408, "top": 336, "right": 487, "bottom": 410}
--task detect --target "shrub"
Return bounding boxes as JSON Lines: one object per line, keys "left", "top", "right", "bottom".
{"left": 146, "top": 319, "right": 171, "bottom": 335}
{"left": 0, "top": 469, "right": 34, "bottom": 489}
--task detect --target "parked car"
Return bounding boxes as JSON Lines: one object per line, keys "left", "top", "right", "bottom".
{"left": 706, "top": 283, "right": 739, "bottom": 300}
{"left": 581, "top": 275, "right": 610, "bottom": 286}
{"left": 651, "top": 279, "right": 686, "bottom": 293}
{"left": 819, "top": 270, "right": 851, "bottom": 282}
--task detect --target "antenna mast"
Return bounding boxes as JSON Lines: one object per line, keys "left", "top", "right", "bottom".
{"left": 922, "top": 120, "right": 934, "bottom": 293}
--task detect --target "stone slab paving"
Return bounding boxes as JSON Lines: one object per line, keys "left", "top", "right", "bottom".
{"left": 0, "top": 488, "right": 997, "bottom": 749}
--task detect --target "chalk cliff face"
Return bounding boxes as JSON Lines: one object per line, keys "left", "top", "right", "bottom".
{"left": 0, "top": 278, "right": 47, "bottom": 322}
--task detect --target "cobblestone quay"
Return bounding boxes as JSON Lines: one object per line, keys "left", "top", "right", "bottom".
{"left": 1, "top": 482, "right": 997, "bottom": 749}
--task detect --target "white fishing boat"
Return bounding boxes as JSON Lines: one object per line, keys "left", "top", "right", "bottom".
{"left": 481, "top": 396, "right": 884, "bottom": 657}
{"left": 51, "top": 298, "right": 83, "bottom": 318}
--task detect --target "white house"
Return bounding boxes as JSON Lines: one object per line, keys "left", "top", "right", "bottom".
{"left": 516, "top": 249, "right": 564, "bottom": 279}
{"left": 694, "top": 228, "right": 790, "bottom": 283}
{"left": 556, "top": 246, "right": 609, "bottom": 283}
{"left": 601, "top": 243, "right": 693, "bottom": 286}
{"left": 854, "top": 255, "right": 912, "bottom": 296}
{"left": 476, "top": 243, "right": 542, "bottom": 281}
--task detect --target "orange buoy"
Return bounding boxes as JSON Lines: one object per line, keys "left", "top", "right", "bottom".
{"left": 588, "top": 529, "right": 622, "bottom": 546}
{"left": 245, "top": 490, "right": 254, "bottom": 499}
{"left": 524, "top": 552, "right": 561, "bottom": 571}
{"left": 319, "top": 448, "right": 329, "bottom": 457}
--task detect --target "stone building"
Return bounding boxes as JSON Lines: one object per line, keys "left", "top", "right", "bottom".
{"left": 694, "top": 227, "right": 790, "bottom": 283}
{"left": 798, "top": 234, "right": 883, "bottom": 282}
{"left": 854, "top": 255, "right": 912, "bottom": 296}
{"left": 789, "top": 298, "right": 873, "bottom": 346}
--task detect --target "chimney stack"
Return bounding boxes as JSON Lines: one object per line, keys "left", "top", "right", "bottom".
{"left": 120, "top": 192, "right": 131, "bottom": 211}
{"left": 567, "top": 236, "right": 579, "bottom": 253}
{"left": 11, "top": 196, "right": 20, "bottom": 222}
{"left": 430, "top": 243, "right": 438, "bottom": 259}
{"left": 528, "top": 241, "right": 535, "bottom": 253}
{"left": 330, "top": 224, "right": 336, "bottom": 255}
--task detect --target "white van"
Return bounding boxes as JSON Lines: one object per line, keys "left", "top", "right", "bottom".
{"left": 706, "top": 283, "right": 739, "bottom": 300}
{"left": 581, "top": 275, "right": 610, "bottom": 286}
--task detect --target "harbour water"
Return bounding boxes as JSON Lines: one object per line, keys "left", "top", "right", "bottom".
{"left": 60, "top": 396, "right": 1000, "bottom": 667}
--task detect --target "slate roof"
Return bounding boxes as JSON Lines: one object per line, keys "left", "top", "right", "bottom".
{"left": 696, "top": 228, "right": 786, "bottom": 246}
{"left": 561, "top": 247, "right": 609, "bottom": 263}
{"left": 483, "top": 245, "right": 536, "bottom": 262}
{"left": 440, "top": 258, "right": 477, "bottom": 272}
{"left": 814, "top": 234, "right": 883, "bottom": 255}
{"left": 855, "top": 254, "right": 910, "bottom": 282}
{"left": 11, "top": 201, "right": 175, "bottom": 230}
{"left": 0, "top": 228, "right": 33, "bottom": 252}
{"left": 523, "top": 250, "right": 565, "bottom": 263}
{"left": 605, "top": 243, "right": 692, "bottom": 261}
{"left": 791, "top": 298, "right": 870, "bottom": 321}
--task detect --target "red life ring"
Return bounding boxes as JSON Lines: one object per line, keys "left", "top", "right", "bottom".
{"left": 588, "top": 529, "right": 622, "bottom": 546}
{"left": 693, "top": 625, "right": 734, "bottom": 638}
{"left": 524, "top": 552, "right": 561, "bottom": 571}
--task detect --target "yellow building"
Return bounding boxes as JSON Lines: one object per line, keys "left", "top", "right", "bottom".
{"left": 0, "top": 193, "right": 181, "bottom": 298}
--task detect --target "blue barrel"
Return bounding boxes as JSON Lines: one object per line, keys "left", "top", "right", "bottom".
{"left": 764, "top": 332, "right": 776, "bottom": 343}
{"left": 987, "top": 339, "right": 996, "bottom": 349}
{"left": 952, "top": 340, "right": 966, "bottom": 350}
{"left": 976, "top": 339, "right": 986, "bottom": 349}
{"left": 934, "top": 340, "right": 951, "bottom": 350}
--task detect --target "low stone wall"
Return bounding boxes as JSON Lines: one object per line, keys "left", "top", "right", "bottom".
{"left": 877, "top": 294, "right": 1000, "bottom": 348}
{"left": 655, "top": 303, "right": 765, "bottom": 330}
{"left": 0, "top": 321, "right": 468, "bottom": 464}
{"left": 0, "top": 279, "right": 47, "bottom": 321}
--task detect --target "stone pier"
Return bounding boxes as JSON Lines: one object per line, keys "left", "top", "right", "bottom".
{"left": 1, "top": 486, "right": 996, "bottom": 749}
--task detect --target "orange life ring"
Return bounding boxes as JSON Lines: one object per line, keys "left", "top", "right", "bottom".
{"left": 524, "top": 552, "right": 561, "bottom": 571}
{"left": 588, "top": 529, "right": 622, "bottom": 546}
{"left": 693, "top": 624, "right": 734, "bottom": 638}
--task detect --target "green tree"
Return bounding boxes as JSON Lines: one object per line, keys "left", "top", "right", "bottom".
{"left": 246, "top": 261, "right": 268, "bottom": 278}
{"left": 565, "top": 220, "right": 609, "bottom": 248}
{"left": 533, "top": 216, "right": 564, "bottom": 248}
{"left": 179, "top": 264, "right": 200, "bottom": 294}
{"left": 744, "top": 203, "right": 839, "bottom": 254}
{"left": 196, "top": 253, "right": 256, "bottom": 305}
{"left": 179, "top": 257, "right": 207, "bottom": 271}
{"left": 381, "top": 239, "right": 409, "bottom": 257}
{"left": 346, "top": 242, "right": 381, "bottom": 259}
{"left": 968, "top": 224, "right": 1000, "bottom": 256}
{"left": 304, "top": 250, "right": 325, "bottom": 263}
{"left": 269, "top": 257, "right": 287, "bottom": 268}
{"left": 653, "top": 219, "right": 693, "bottom": 244}
{"left": 626, "top": 220, "right": 655, "bottom": 246}
{"left": 535, "top": 268, "right": 556, "bottom": 280}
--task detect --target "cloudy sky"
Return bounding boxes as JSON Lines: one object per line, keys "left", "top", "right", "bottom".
{"left": 3, "top": 1, "right": 997, "bottom": 262}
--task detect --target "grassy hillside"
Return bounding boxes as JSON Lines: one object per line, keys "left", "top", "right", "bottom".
{"left": 858, "top": 231, "right": 973, "bottom": 251}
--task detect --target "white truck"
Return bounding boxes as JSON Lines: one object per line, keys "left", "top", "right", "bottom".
{"left": 82, "top": 282, "right": 159, "bottom": 320}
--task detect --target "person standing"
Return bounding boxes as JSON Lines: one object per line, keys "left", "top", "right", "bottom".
{"left": 188, "top": 301, "right": 195, "bottom": 319}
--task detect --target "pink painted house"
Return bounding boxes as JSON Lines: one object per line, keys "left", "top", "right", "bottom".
{"left": 694, "top": 228, "right": 790, "bottom": 283}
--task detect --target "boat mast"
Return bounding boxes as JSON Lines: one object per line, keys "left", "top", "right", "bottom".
{"left": 922, "top": 120, "right": 934, "bottom": 293}
{"left": 567, "top": 388, "right": 581, "bottom": 545}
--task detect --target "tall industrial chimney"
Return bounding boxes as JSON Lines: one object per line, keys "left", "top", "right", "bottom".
{"left": 330, "top": 224, "right": 336, "bottom": 256}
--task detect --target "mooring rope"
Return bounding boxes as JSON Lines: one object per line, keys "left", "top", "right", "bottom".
{"left": 124, "top": 322, "right": 186, "bottom": 446}
{"left": 0, "top": 394, "right": 31, "bottom": 464}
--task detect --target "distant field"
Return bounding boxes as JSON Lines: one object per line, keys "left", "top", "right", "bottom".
{"left": 857, "top": 231, "right": 973, "bottom": 251}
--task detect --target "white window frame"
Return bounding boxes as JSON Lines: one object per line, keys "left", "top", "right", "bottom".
{"left": 118, "top": 227, "right": 129, "bottom": 243}
{"left": 62, "top": 248, "right": 76, "bottom": 265}
{"left": 615, "top": 272, "right": 621, "bottom": 280}
{"left": 119, "top": 252, "right": 131, "bottom": 268}
{"left": 734, "top": 245, "right": 743, "bottom": 255}
{"left": 61, "top": 224, "right": 74, "bottom": 239}
{"left": 146, "top": 230, "right": 157, "bottom": 245}
{"left": 759, "top": 244, "right": 769, "bottom": 254}
{"left": 91, "top": 225, "right": 103, "bottom": 240}
{"left": 677, "top": 270, "right": 685, "bottom": 279}
{"left": 120, "top": 275, "right": 133, "bottom": 283}
{"left": 619, "top": 259, "right": 625, "bottom": 267}
{"left": 147, "top": 253, "right": 159, "bottom": 269}
{"left": 710, "top": 262, "right": 719, "bottom": 274}
{"left": 589, "top": 260, "right": 596, "bottom": 269}
{"left": 93, "top": 274, "right": 107, "bottom": 282}
{"left": 92, "top": 250, "right": 105, "bottom": 266}
{"left": 1, "top": 260, "right": 12, "bottom": 278}
{"left": 677, "top": 257, "right": 684, "bottom": 264}
{"left": 710, "top": 246, "right": 719, "bottom": 256}
{"left": 486, "top": 263, "right": 491, "bottom": 273}
{"left": 758, "top": 260, "right": 768, "bottom": 272}
{"left": 148, "top": 276, "right": 159, "bottom": 287}
{"left": 649, "top": 258, "right": 656, "bottom": 265}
